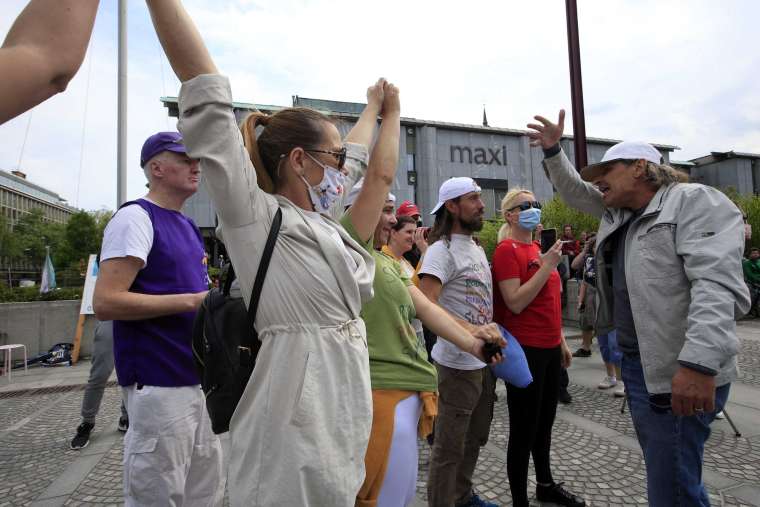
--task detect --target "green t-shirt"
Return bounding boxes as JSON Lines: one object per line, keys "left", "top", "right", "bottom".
{"left": 743, "top": 258, "right": 760, "bottom": 285}
{"left": 341, "top": 214, "right": 437, "bottom": 391}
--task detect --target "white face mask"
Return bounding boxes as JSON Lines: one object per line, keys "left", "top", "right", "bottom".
{"left": 302, "top": 153, "right": 347, "bottom": 213}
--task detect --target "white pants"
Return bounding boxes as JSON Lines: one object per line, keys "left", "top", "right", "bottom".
{"left": 378, "top": 394, "right": 423, "bottom": 507}
{"left": 122, "top": 384, "right": 225, "bottom": 507}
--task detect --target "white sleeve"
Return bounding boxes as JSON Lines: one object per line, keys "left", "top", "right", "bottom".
{"left": 418, "top": 241, "right": 454, "bottom": 285}
{"left": 100, "top": 205, "right": 153, "bottom": 268}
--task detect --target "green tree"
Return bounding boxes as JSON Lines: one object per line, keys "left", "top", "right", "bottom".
{"left": 11, "top": 208, "right": 68, "bottom": 268}
{"left": 541, "top": 196, "right": 600, "bottom": 237}
{"left": 0, "top": 214, "right": 20, "bottom": 263}
{"left": 63, "top": 210, "right": 101, "bottom": 268}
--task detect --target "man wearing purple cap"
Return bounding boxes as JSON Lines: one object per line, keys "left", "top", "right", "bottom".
{"left": 93, "top": 132, "right": 223, "bottom": 506}
{"left": 528, "top": 111, "right": 749, "bottom": 506}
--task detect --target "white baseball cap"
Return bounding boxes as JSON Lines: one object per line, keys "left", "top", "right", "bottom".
{"left": 345, "top": 177, "right": 395, "bottom": 207}
{"left": 580, "top": 141, "right": 664, "bottom": 182}
{"left": 430, "top": 177, "right": 482, "bottom": 215}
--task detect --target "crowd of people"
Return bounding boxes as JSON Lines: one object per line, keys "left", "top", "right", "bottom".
{"left": 2, "top": 1, "right": 749, "bottom": 506}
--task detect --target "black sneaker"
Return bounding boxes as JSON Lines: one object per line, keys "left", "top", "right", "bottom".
{"left": 70, "top": 422, "right": 94, "bottom": 450}
{"left": 117, "top": 416, "right": 129, "bottom": 433}
{"left": 536, "top": 482, "right": 586, "bottom": 507}
{"left": 572, "top": 348, "right": 592, "bottom": 358}
{"left": 559, "top": 389, "right": 573, "bottom": 404}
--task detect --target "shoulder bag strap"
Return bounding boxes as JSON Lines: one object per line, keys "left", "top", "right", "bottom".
{"left": 246, "top": 207, "right": 283, "bottom": 340}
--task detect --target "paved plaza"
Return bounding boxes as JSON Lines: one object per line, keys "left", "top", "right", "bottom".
{"left": 1, "top": 322, "right": 760, "bottom": 506}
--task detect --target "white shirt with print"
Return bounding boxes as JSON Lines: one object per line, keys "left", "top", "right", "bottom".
{"left": 419, "top": 234, "right": 493, "bottom": 370}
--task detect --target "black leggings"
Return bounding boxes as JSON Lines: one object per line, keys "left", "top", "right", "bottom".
{"left": 506, "top": 345, "right": 561, "bottom": 506}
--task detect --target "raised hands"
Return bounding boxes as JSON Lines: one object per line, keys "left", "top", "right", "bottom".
{"left": 366, "top": 78, "right": 385, "bottom": 113}
{"left": 527, "top": 109, "right": 565, "bottom": 150}
{"left": 381, "top": 81, "right": 400, "bottom": 117}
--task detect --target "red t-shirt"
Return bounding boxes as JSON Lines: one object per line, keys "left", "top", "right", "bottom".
{"left": 492, "top": 239, "right": 562, "bottom": 348}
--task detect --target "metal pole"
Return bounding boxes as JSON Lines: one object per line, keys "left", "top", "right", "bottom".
{"left": 116, "top": 0, "right": 128, "bottom": 207}
{"left": 565, "top": 0, "right": 588, "bottom": 170}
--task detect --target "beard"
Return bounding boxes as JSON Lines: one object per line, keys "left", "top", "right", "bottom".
{"left": 458, "top": 214, "right": 484, "bottom": 233}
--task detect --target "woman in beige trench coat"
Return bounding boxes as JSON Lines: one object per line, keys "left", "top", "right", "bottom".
{"left": 145, "top": 2, "right": 402, "bottom": 505}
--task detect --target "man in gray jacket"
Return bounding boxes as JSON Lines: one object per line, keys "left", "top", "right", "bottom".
{"left": 527, "top": 110, "right": 749, "bottom": 506}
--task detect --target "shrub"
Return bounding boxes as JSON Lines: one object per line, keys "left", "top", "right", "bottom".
{"left": 541, "top": 196, "right": 600, "bottom": 237}
{"left": 0, "top": 286, "right": 83, "bottom": 303}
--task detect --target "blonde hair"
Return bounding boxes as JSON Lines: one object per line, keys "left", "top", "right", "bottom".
{"left": 642, "top": 161, "right": 689, "bottom": 187}
{"left": 497, "top": 188, "right": 534, "bottom": 242}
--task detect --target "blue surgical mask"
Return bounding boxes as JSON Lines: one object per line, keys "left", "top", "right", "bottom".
{"left": 518, "top": 208, "right": 542, "bottom": 230}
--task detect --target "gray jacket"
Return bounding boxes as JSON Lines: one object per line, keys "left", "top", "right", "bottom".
{"left": 544, "top": 149, "right": 749, "bottom": 393}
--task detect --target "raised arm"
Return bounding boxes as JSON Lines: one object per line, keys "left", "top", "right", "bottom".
{"left": 327, "top": 81, "right": 384, "bottom": 219}
{"left": 347, "top": 82, "right": 401, "bottom": 242}
{"left": 145, "top": 0, "right": 218, "bottom": 81}
{"left": 0, "top": 0, "right": 100, "bottom": 124}
{"left": 344, "top": 80, "right": 384, "bottom": 146}
{"left": 527, "top": 110, "right": 606, "bottom": 218}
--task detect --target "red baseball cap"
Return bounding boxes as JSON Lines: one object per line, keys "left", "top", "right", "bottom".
{"left": 396, "top": 200, "right": 421, "bottom": 218}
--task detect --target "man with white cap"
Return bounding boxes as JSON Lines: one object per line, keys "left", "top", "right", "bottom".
{"left": 528, "top": 110, "right": 749, "bottom": 506}
{"left": 420, "top": 177, "right": 499, "bottom": 507}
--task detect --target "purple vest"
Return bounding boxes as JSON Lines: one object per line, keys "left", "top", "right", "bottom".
{"left": 113, "top": 199, "right": 208, "bottom": 387}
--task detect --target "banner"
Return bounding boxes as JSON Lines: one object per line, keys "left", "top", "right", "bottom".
{"left": 80, "top": 254, "right": 98, "bottom": 315}
{"left": 40, "top": 247, "right": 56, "bottom": 294}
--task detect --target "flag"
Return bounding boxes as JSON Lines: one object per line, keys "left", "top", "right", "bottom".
{"left": 40, "top": 247, "right": 56, "bottom": 294}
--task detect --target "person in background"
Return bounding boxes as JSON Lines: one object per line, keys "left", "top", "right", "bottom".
{"left": 574, "top": 235, "right": 625, "bottom": 397}
{"left": 69, "top": 320, "right": 129, "bottom": 450}
{"left": 396, "top": 200, "right": 425, "bottom": 267}
{"left": 493, "top": 188, "right": 585, "bottom": 507}
{"left": 570, "top": 238, "right": 594, "bottom": 358}
{"left": 743, "top": 247, "right": 760, "bottom": 317}
{"left": 385, "top": 215, "right": 426, "bottom": 344}
{"left": 743, "top": 212, "right": 752, "bottom": 257}
{"left": 0, "top": 0, "right": 100, "bottom": 124}
{"left": 394, "top": 200, "right": 436, "bottom": 358}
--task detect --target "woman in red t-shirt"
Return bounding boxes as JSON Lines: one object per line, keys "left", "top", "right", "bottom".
{"left": 492, "top": 189, "right": 584, "bottom": 507}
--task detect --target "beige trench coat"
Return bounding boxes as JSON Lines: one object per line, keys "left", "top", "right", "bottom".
{"left": 178, "top": 74, "right": 375, "bottom": 506}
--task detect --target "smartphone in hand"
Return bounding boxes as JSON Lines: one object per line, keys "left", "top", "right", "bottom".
{"left": 540, "top": 228, "right": 557, "bottom": 253}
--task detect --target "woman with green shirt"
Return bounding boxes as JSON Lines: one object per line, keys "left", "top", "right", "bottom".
{"left": 342, "top": 184, "right": 504, "bottom": 507}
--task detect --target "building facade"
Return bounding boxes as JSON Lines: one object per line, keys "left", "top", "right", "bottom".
{"left": 161, "top": 96, "right": 677, "bottom": 264}
{"left": 687, "top": 151, "right": 760, "bottom": 195}
{"left": 0, "top": 169, "right": 75, "bottom": 226}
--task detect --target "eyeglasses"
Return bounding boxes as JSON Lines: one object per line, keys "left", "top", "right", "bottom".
{"left": 305, "top": 147, "right": 347, "bottom": 170}
{"left": 508, "top": 200, "right": 542, "bottom": 212}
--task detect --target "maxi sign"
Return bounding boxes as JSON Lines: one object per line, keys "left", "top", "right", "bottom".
{"left": 450, "top": 145, "right": 508, "bottom": 166}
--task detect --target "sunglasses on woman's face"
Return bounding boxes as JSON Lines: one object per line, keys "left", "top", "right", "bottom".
{"left": 305, "top": 147, "right": 347, "bottom": 170}
{"left": 508, "top": 200, "right": 542, "bottom": 212}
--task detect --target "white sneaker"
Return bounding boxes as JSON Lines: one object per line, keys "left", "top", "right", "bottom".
{"left": 715, "top": 411, "right": 725, "bottom": 419}
{"left": 598, "top": 376, "right": 618, "bottom": 389}
{"left": 614, "top": 383, "right": 626, "bottom": 398}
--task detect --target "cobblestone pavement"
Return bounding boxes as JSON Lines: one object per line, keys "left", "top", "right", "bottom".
{"left": 1, "top": 327, "right": 760, "bottom": 506}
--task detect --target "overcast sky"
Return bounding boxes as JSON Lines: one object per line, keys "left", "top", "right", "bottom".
{"left": 1, "top": 0, "right": 758, "bottom": 212}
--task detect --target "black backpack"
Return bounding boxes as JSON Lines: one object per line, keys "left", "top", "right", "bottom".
{"left": 192, "top": 208, "right": 282, "bottom": 434}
